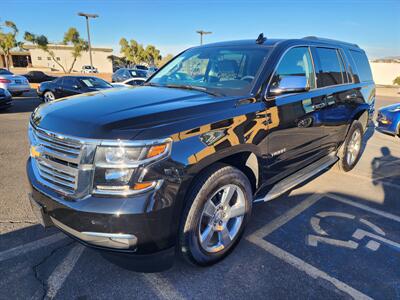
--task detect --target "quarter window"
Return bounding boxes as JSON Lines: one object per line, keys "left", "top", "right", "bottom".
{"left": 315, "top": 48, "right": 345, "bottom": 87}
{"left": 270, "top": 47, "right": 316, "bottom": 91}
{"left": 349, "top": 50, "right": 373, "bottom": 82}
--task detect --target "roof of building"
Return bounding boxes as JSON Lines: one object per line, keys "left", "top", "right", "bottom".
{"left": 23, "top": 44, "right": 113, "bottom": 52}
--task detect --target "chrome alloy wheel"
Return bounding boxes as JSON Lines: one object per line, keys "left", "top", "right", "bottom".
{"left": 198, "top": 184, "right": 246, "bottom": 253}
{"left": 346, "top": 130, "right": 361, "bottom": 166}
{"left": 43, "top": 91, "right": 55, "bottom": 102}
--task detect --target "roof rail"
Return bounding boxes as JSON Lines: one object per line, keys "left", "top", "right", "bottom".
{"left": 302, "top": 36, "right": 359, "bottom": 48}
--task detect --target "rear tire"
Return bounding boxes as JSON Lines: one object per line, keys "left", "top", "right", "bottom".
{"left": 335, "top": 121, "right": 363, "bottom": 172}
{"left": 179, "top": 163, "right": 252, "bottom": 266}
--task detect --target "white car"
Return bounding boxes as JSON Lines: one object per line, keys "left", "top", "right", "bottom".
{"left": 112, "top": 77, "right": 146, "bottom": 88}
{"left": 81, "top": 65, "right": 98, "bottom": 73}
{"left": 0, "top": 68, "right": 30, "bottom": 96}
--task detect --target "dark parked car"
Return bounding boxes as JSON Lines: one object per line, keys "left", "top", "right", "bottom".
{"left": 376, "top": 103, "right": 400, "bottom": 137}
{"left": 27, "top": 35, "right": 375, "bottom": 272}
{"left": 23, "top": 71, "right": 57, "bottom": 83}
{"left": 0, "top": 88, "right": 12, "bottom": 110}
{"left": 37, "top": 76, "right": 113, "bottom": 102}
{"left": 112, "top": 68, "right": 148, "bottom": 82}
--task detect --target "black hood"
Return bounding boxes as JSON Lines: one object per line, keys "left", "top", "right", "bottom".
{"left": 32, "top": 86, "right": 237, "bottom": 140}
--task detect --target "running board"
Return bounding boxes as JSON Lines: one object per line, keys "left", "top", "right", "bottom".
{"left": 254, "top": 154, "right": 338, "bottom": 203}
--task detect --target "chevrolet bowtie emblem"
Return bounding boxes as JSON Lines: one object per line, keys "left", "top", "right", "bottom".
{"left": 30, "top": 145, "right": 42, "bottom": 158}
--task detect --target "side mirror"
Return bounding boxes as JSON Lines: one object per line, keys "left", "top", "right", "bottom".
{"left": 269, "top": 76, "right": 310, "bottom": 96}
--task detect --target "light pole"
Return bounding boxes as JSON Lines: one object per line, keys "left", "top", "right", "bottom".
{"left": 78, "top": 12, "right": 98, "bottom": 71}
{"left": 196, "top": 30, "right": 212, "bottom": 45}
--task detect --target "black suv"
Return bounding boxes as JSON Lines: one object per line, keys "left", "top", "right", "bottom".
{"left": 27, "top": 36, "right": 375, "bottom": 271}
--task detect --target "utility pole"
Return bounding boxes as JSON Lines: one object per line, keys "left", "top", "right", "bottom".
{"left": 196, "top": 30, "right": 212, "bottom": 45}
{"left": 78, "top": 12, "right": 98, "bottom": 71}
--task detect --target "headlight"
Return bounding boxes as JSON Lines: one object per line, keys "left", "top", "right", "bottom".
{"left": 92, "top": 140, "right": 171, "bottom": 196}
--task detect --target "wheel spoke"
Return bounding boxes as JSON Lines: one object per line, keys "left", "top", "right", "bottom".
{"left": 200, "top": 225, "right": 215, "bottom": 245}
{"left": 227, "top": 203, "right": 246, "bottom": 219}
{"left": 203, "top": 200, "right": 217, "bottom": 218}
{"left": 219, "top": 227, "right": 232, "bottom": 246}
{"left": 220, "top": 185, "right": 236, "bottom": 206}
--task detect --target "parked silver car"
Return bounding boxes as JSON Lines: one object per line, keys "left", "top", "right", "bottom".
{"left": 0, "top": 68, "right": 30, "bottom": 96}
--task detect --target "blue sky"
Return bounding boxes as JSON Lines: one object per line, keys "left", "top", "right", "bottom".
{"left": 2, "top": 0, "right": 399, "bottom": 59}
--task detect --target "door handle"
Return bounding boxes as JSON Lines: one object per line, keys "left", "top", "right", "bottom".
{"left": 312, "top": 103, "right": 326, "bottom": 110}
{"left": 346, "top": 93, "right": 357, "bottom": 100}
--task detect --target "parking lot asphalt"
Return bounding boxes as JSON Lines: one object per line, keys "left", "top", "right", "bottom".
{"left": 0, "top": 90, "right": 399, "bottom": 299}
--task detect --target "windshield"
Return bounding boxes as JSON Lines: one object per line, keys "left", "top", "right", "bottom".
{"left": 0, "top": 69, "right": 13, "bottom": 75}
{"left": 79, "top": 77, "right": 112, "bottom": 88}
{"left": 129, "top": 69, "right": 148, "bottom": 78}
{"left": 149, "top": 46, "right": 270, "bottom": 96}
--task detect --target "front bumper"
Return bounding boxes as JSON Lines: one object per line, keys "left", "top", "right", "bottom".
{"left": 0, "top": 97, "right": 12, "bottom": 109}
{"left": 27, "top": 158, "right": 177, "bottom": 255}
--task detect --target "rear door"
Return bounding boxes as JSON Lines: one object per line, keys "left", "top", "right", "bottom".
{"left": 264, "top": 46, "right": 327, "bottom": 183}
{"left": 310, "top": 46, "right": 353, "bottom": 154}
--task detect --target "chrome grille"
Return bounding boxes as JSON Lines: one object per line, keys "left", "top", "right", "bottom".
{"left": 31, "top": 126, "right": 82, "bottom": 195}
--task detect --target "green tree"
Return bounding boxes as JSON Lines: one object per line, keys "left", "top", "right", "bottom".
{"left": 24, "top": 27, "right": 88, "bottom": 73}
{"left": 393, "top": 76, "right": 400, "bottom": 85}
{"left": 63, "top": 28, "right": 88, "bottom": 73}
{"left": 0, "top": 21, "right": 22, "bottom": 69}
{"left": 119, "top": 38, "right": 146, "bottom": 66}
{"left": 144, "top": 45, "right": 161, "bottom": 66}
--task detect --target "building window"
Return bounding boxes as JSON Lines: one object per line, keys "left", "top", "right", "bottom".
{"left": 37, "top": 57, "right": 42, "bottom": 60}
{"left": 56, "top": 57, "right": 60, "bottom": 61}
{"left": 47, "top": 57, "right": 51, "bottom": 61}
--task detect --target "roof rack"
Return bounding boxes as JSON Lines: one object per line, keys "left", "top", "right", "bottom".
{"left": 302, "top": 36, "right": 359, "bottom": 48}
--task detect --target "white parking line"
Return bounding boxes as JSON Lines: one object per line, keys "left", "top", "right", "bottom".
{"left": 45, "top": 244, "right": 85, "bottom": 299}
{"left": 247, "top": 194, "right": 372, "bottom": 299}
{"left": 0, "top": 233, "right": 66, "bottom": 263}
{"left": 143, "top": 273, "right": 184, "bottom": 300}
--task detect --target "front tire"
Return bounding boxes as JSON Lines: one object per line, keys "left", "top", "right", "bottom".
{"left": 43, "top": 91, "right": 55, "bottom": 102}
{"left": 179, "top": 164, "right": 252, "bottom": 266}
{"left": 335, "top": 121, "right": 363, "bottom": 172}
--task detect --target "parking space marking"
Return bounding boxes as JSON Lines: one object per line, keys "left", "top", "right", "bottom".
{"left": 0, "top": 233, "right": 66, "bottom": 263}
{"left": 143, "top": 273, "right": 184, "bottom": 300}
{"left": 331, "top": 170, "right": 400, "bottom": 189}
{"left": 246, "top": 194, "right": 373, "bottom": 299}
{"left": 45, "top": 244, "right": 85, "bottom": 299}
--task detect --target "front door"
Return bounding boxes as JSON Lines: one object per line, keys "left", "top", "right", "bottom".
{"left": 263, "top": 46, "right": 327, "bottom": 185}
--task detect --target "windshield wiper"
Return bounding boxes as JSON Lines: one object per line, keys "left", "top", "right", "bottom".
{"left": 163, "top": 84, "right": 221, "bottom": 96}
{"left": 143, "top": 82, "right": 161, "bottom": 87}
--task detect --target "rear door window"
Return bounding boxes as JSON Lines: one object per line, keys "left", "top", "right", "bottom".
{"left": 315, "top": 47, "right": 345, "bottom": 87}
{"left": 349, "top": 50, "right": 373, "bottom": 82}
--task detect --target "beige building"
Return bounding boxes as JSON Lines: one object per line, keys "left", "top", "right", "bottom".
{"left": 24, "top": 44, "right": 113, "bottom": 73}
{"left": 1, "top": 44, "right": 113, "bottom": 73}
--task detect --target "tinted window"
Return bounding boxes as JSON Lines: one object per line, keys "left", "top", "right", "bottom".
{"left": 150, "top": 46, "right": 270, "bottom": 96}
{"left": 315, "top": 48, "right": 345, "bottom": 87}
{"left": 271, "top": 47, "right": 316, "bottom": 90}
{"left": 62, "top": 77, "right": 79, "bottom": 89}
{"left": 350, "top": 50, "right": 373, "bottom": 82}
{"left": 79, "top": 77, "right": 112, "bottom": 88}
{"left": 129, "top": 70, "right": 148, "bottom": 78}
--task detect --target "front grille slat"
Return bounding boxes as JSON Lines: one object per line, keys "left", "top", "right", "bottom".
{"left": 31, "top": 126, "right": 82, "bottom": 196}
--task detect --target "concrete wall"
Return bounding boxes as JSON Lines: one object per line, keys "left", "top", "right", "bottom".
{"left": 28, "top": 45, "right": 113, "bottom": 73}
{"left": 370, "top": 62, "right": 400, "bottom": 85}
